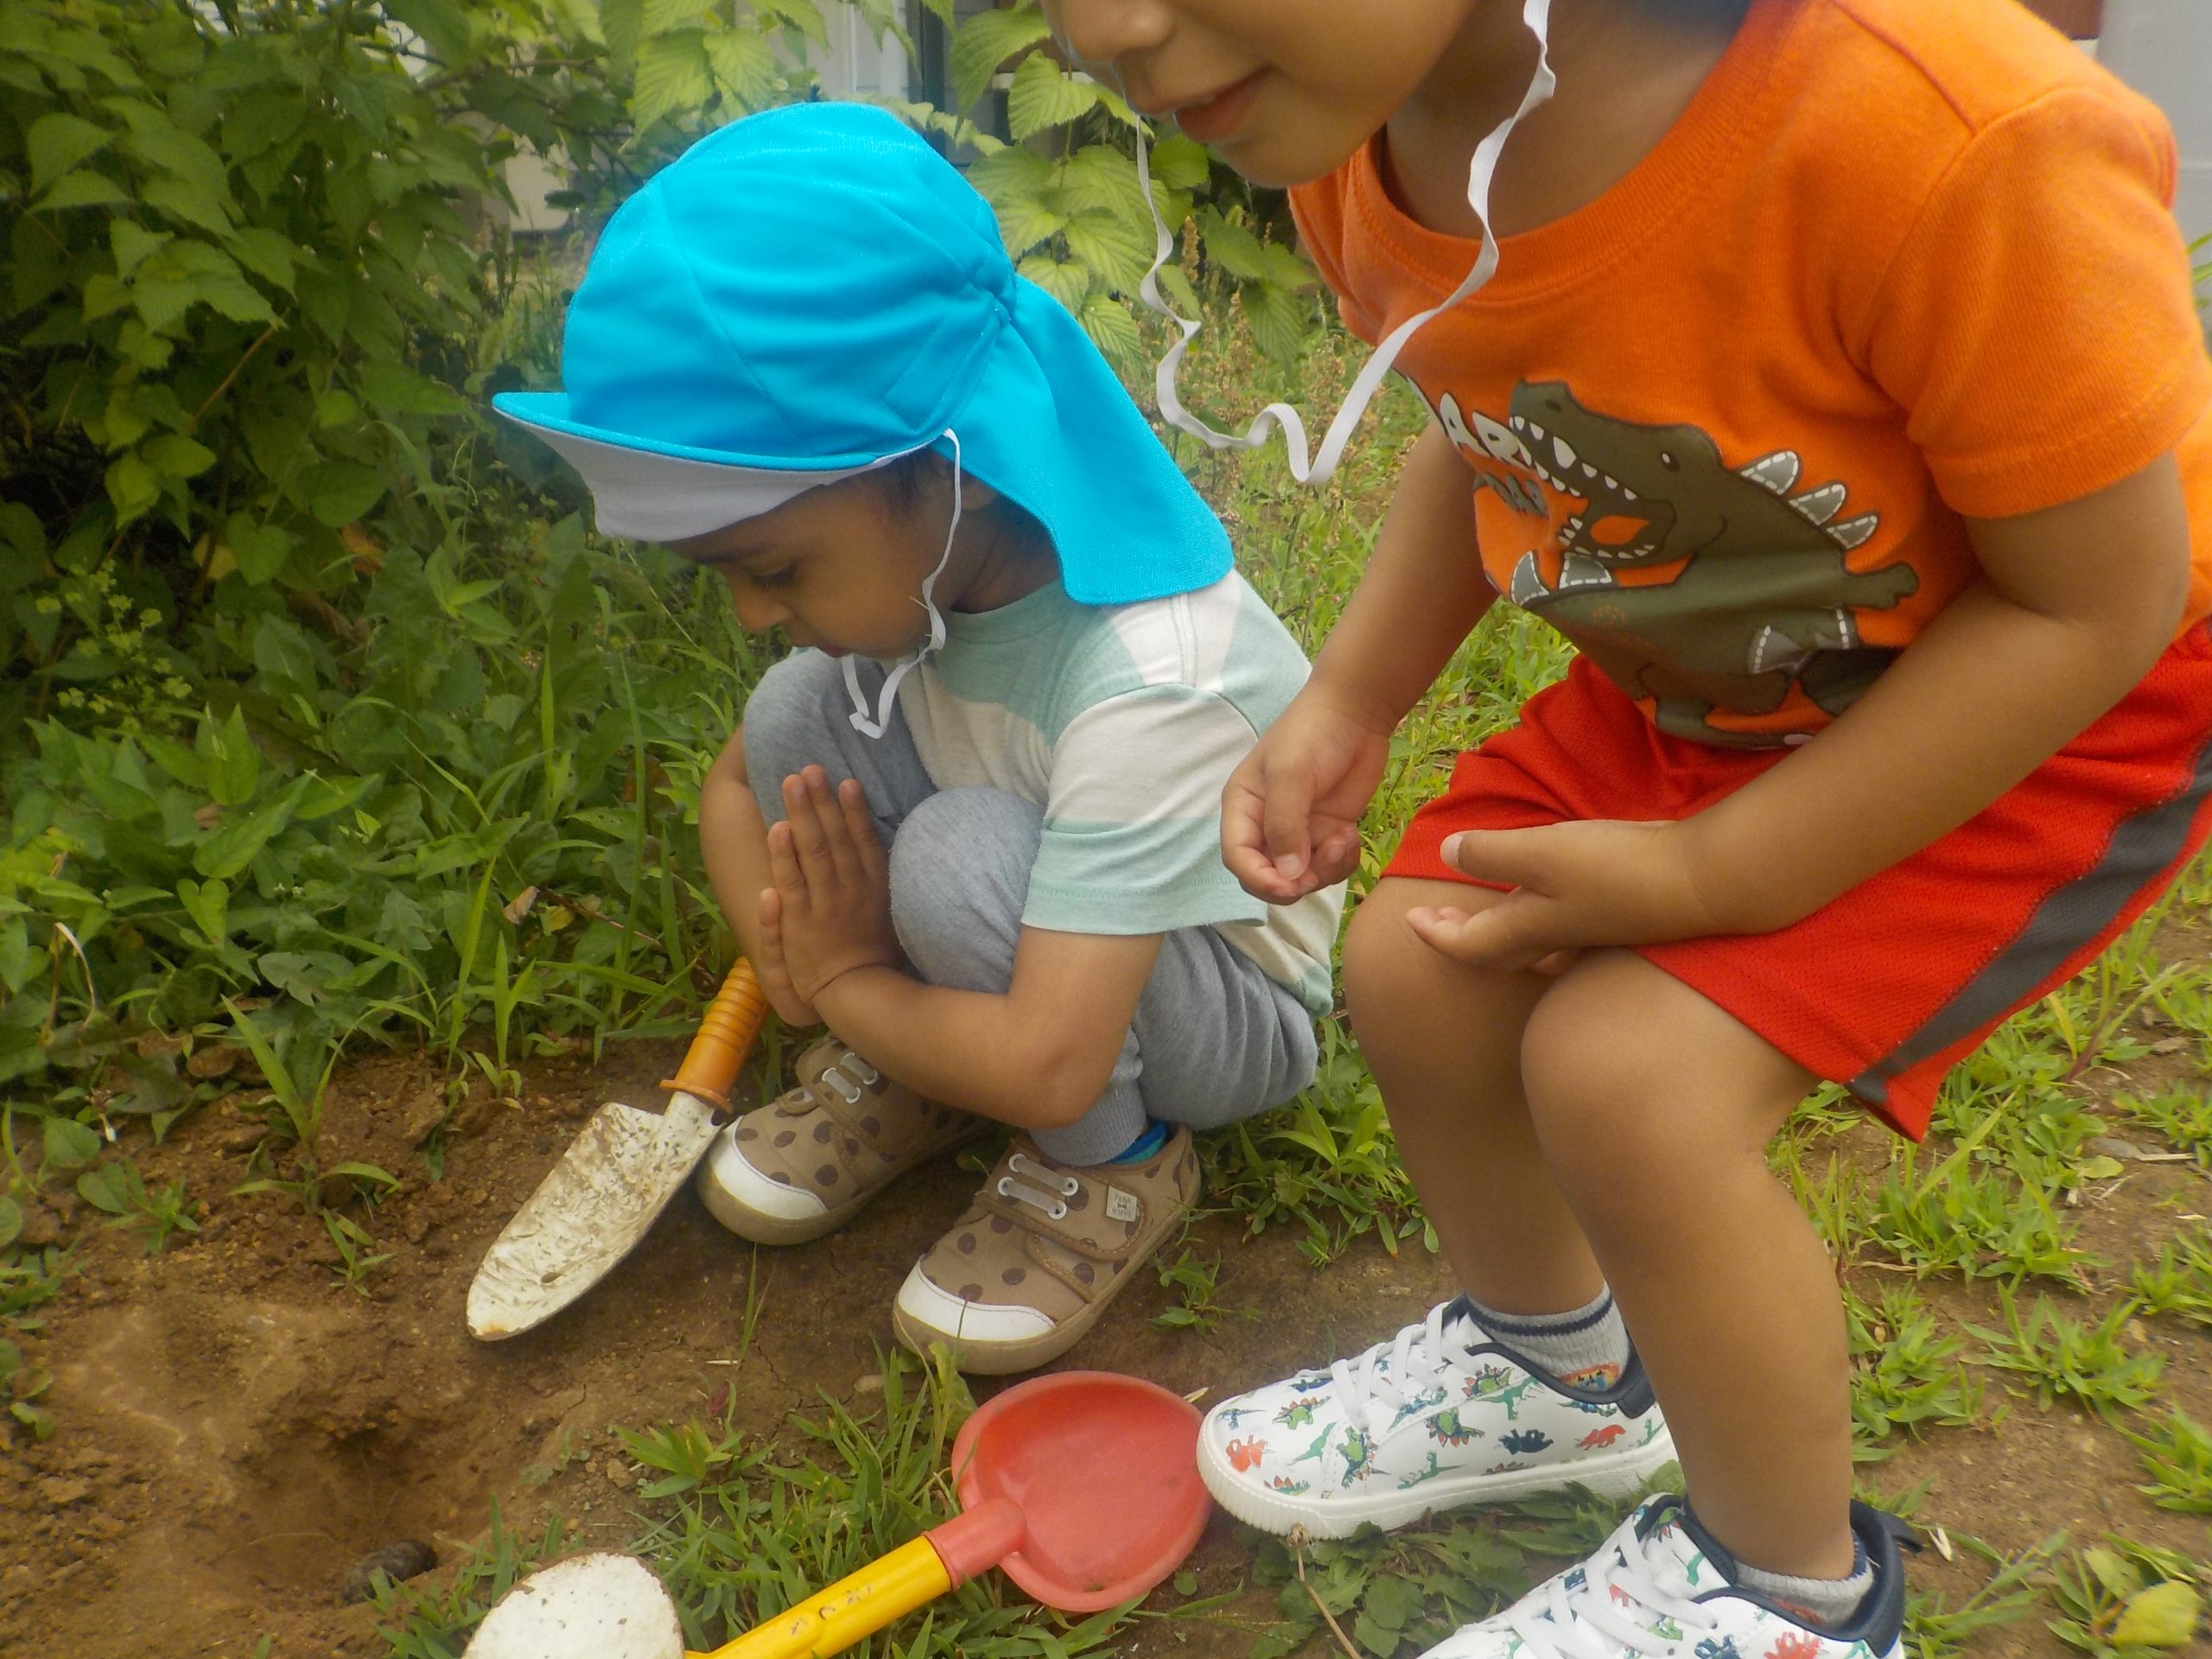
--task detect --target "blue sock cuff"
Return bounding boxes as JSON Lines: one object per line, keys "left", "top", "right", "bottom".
{"left": 1106, "top": 1120, "right": 1168, "bottom": 1164}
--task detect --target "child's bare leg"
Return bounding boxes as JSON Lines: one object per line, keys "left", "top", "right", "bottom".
{"left": 1522, "top": 949, "right": 1854, "bottom": 1578}
{"left": 1343, "top": 877, "right": 1599, "bottom": 1313}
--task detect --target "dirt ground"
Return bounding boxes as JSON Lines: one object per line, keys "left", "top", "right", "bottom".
{"left": 3, "top": 986, "right": 2209, "bottom": 1659}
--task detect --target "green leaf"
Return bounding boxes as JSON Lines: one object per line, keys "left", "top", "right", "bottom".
{"left": 632, "top": 31, "right": 715, "bottom": 130}
{"left": 1006, "top": 54, "right": 1099, "bottom": 142}
{"left": 226, "top": 227, "right": 300, "bottom": 293}
{"left": 28, "top": 111, "right": 111, "bottom": 191}
{"left": 35, "top": 169, "right": 130, "bottom": 212}
{"left": 1078, "top": 291, "right": 1143, "bottom": 372}
{"left": 2112, "top": 1580, "right": 2202, "bottom": 1648}
{"left": 1018, "top": 251, "right": 1090, "bottom": 313}
{"left": 197, "top": 705, "right": 259, "bottom": 806}
{"left": 302, "top": 461, "right": 388, "bottom": 528}
{"left": 77, "top": 1164, "right": 135, "bottom": 1216}
{"left": 1240, "top": 279, "right": 1312, "bottom": 366}
{"left": 177, "top": 876, "right": 229, "bottom": 948}
{"left": 193, "top": 775, "right": 310, "bottom": 880}
{"left": 702, "top": 27, "right": 777, "bottom": 107}
{"left": 0, "top": 1197, "right": 19, "bottom": 1251}
{"left": 105, "top": 452, "right": 162, "bottom": 524}
{"left": 142, "top": 174, "right": 235, "bottom": 238}
{"left": 949, "top": 3, "right": 1052, "bottom": 111}
{"left": 43, "top": 1116, "right": 102, "bottom": 1173}
{"left": 357, "top": 359, "right": 468, "bottom": 418}
{"left": 1150, "top": 132, "right": 1212, "bottom": 192}
{"left": 225, "top": 514, "right": 297, "bottom": 586}
{"left": 142, "top": 432, "right": 219, "bottom": 480}
{"left": 194, "top": 270, "right": 278, "bottom": 326}
{"left": 110, "top": 221, "right": 173, "bottom": 279}
{"left": 383, "top": 0, "right": 473, "bottom": 63}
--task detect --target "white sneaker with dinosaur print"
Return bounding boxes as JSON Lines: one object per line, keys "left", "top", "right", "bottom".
{"left": 1416, "top": 1494, "right": 1916, "bottom": 1659}
{"left": 1198, "top": 1297, "right": 1675, "bottom": 1537}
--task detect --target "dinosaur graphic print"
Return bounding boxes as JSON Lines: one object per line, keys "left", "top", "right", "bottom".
{"left": 1433, "top": 384, "right": 1919, "bottom": 747}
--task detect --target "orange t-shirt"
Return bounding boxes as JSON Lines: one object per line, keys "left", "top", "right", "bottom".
{"left": 1289, "top": 0, "right": 2212, "bottom": 748}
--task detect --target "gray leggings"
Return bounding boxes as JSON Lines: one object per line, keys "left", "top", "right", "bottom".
{"left": 741, "top": 651, "right": 1318, "bottom": 1165}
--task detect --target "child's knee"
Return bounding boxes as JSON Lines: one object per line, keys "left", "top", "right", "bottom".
{"left": 1341, "top": 880, "right": 1481, "bottom": 1047}
{"left": 886, "top": 787, "right": 1041, "bottom": 974}
{"left": 736, "top": 652, "right": 847, "bottom": 811}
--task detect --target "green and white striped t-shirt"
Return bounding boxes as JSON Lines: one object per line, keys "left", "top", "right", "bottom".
{"left": 899, "top": 573, "right": 1344, "bottom": 1017}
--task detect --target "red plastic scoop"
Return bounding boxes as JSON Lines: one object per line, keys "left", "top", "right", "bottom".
{"left": 464, "top": 1371, "right": 1216, "bottom": 1659}
{"left": 948, "top": 1369, "right": 1212, "bottom": 1611}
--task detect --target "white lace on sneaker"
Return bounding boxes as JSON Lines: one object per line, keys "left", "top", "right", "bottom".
{"left": 1325, "top": 1300, "right": 1484, "bottom": 1437}
{"left": 1500, "top": 1529, "right": 1722, "bottom": 1659}
{"left": 995, "top": 1150, "right": 1079, "bottom": 1221}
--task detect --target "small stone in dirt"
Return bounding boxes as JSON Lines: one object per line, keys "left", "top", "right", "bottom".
{"left": 186, "top": 1045, "right": 244, "bottom": 1081}
{"left": 219, "top": 1123, "right": 267, "bottom": 1154}
{"left": 15, "top": 1202, "right": 61, "bottom": 1249}
{"left": 401, "top": 1090, "right": 447, "bottom": 1145}
{"left": 37, "top": 1478, "right": 90, "bottom": 1508}
{"left": 341, "top": 1541, "right": 438, "bottom": 1603}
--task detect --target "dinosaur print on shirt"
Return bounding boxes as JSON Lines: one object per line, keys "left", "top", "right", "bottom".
{"left": 1435, "top": 384, "right": 1919, "bottom": 747}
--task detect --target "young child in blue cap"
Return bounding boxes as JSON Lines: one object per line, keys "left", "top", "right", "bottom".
{"left": 494, "top": 102, "right": 1344, "bottom": 1374}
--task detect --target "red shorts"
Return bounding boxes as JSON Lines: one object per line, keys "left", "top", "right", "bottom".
{"left": 1386, "top": 622, "right": 2212, "bottom": 1139}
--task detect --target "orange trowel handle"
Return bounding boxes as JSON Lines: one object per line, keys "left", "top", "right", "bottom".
{"left": 693, "top": 1500, "right": 1024, "bottom": 1659}
{"left": 660, "top": 958, "right": 770, "bottom": 1110}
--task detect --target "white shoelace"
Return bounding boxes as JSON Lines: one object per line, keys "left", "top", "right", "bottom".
{"left": 1325, "top": 1300, "right": 1484, "bottom": 1434}
{"left": 996, "top": 1151, "right": 1078, "bottom": 1222}
{"left": 1502, "top": 1527, "right": 1723, "bottom": 1659}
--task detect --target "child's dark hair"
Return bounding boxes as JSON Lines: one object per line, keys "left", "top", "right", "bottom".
{"left": 875, "top": 447, "right": 1052, "bottom": 551}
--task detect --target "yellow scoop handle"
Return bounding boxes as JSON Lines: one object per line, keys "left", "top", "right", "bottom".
{"left": 690, "top": 1500, "right": 1025, "bottom": 1659}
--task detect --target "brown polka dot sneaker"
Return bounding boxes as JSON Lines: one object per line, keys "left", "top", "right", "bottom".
{"left": 695, "top": 1035, "right": 981, "bottom": 1245}
{"left": 890, "top": 1127, "right": 1198, "bottom": 1375}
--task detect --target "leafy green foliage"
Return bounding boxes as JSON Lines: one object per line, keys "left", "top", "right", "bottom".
{"left": 2050, "top": 1541, "right": 2206, "bottom": 1656}
{"left": 1844, "top": 1284, "right": 1986, "bottom": 1459}
{"left": 1969, "top": 1289, "right": 2164, "bottom": 1415}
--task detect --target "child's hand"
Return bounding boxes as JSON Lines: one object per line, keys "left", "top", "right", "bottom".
{"left": 1407, "top": 819, "right": 1734, "bottom": 975}
{"left": 1224, "top": 684, "right": 1390, "bottom": 903}
{"left": 757, "top": 766, "right": 904, "bottom": 1007}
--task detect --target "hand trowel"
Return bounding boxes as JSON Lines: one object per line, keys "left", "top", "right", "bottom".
{"left": 467, "top": 960, "right": 769, "bottom": 1339}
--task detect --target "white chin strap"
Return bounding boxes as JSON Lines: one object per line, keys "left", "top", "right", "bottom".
{"left": 843, "top": 429, "right": 963, "bottom": 739}
{"left": 1133, "top": 0, "right": 1554, "bottom": 487}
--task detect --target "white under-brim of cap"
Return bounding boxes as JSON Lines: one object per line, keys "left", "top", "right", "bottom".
{"left": 509, "top": 421, "right": 879, "bottom": 543}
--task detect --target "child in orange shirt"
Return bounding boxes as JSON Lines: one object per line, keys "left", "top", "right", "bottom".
{"left": 1050, "top": 2, "right": 2212, "bottom": 1656}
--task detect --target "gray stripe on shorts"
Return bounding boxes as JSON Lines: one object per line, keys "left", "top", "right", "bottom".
{"left": 1851, "top": 723, "right": 2212, "bottom": 1107}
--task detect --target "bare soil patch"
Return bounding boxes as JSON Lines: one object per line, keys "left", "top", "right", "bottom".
{"left": 4, "top": 991, "right": 2209, "bottom": 1657}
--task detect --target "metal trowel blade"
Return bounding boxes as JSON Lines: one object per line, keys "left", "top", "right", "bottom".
{"left": 467, "top": 1092, "right": 721, "bottom": 1340}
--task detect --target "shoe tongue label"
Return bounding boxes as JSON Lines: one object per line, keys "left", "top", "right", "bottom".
{"left": 1105, "top": 1186, "right": 1140, "bottom": 1223}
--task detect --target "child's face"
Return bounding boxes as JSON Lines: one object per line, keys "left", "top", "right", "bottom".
{"left": 1044, "top": 0, "right": 1473, "bottom": 187}
{"left": 671, "top": 471, "right": 957, "bottom": 660}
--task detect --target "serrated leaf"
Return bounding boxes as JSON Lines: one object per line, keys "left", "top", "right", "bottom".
{"left": 110, "top": 220, "right": 172, "bottom": 279}
{"left": 1240, "top": 279, "right": 1311, "bottom": 366}
{"left": 226, "top": 227, "right": 300, "bottom": 292}
{"left": 142, "top": 174, "right": 235, "bottom": 238}
{"left": 43, "top": 1116, "right": 102, "bottom": 1173}
{"left": 35, "top": 169, "right": 130, "bottom": 212}
{"left": 632, "top": 30, "right": 715, "bottom": 130}
{"left": 28, "top": 111, "right": 111, "bottom": 191}
{"left": 702, "top": 27, "right": 777, "bottom": 107}
{"left": 2112, "top": 1580, "right": 2201, "bottom": 1648}
{"left": 1018, "top": 251, "right": 1090, "bottom": 312}
{"left": 1150, "top": 131, "right": 1212, "bottom": 192}
{"left": 142, "top": 432, "right": 218, "bottom": 479}
{"left": 1196, "top": 204, "right": 1271, "bottom": 281}
{"left": 1078, "top": 291, "right": 1143, "bottom": 373}
{"left": 949, "top": 3, "right": 1052, "bottom": 111}
{"left": 1006, "top": 54, "right": 1099, "bottom": 142}
{"left": 383, "top": 0, "right": 472, "bottom": 62}
{"left": 106, "top": 451, "right": 162, "bottom": 523}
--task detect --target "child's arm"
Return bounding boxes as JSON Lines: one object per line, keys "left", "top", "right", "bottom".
{"left": 760, "top": 768, "right": 1166, "bottom": 1129}
{"left": 1224, "top": 423, "right": 1497, "bottom": 901}
{"left": 1414, "top": 454, "right": 2198, "bottom": 969}
{"left": 697, "top": 727, "right": 822, "bottom": 1026}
